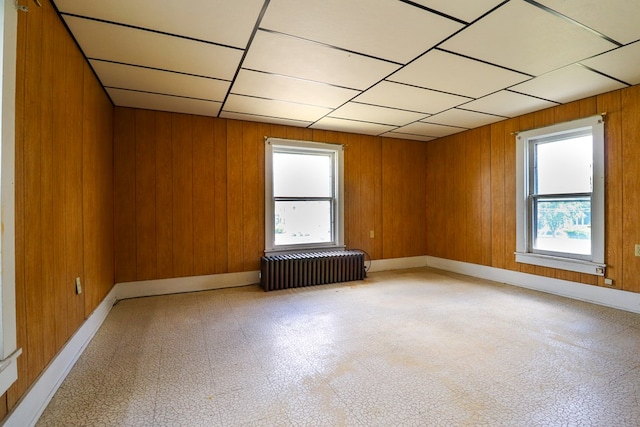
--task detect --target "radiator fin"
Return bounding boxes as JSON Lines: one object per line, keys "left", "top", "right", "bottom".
{"left": 260, "top": 251, "right": 365, "bottom": 291}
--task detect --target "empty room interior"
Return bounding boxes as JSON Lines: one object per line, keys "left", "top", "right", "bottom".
{"left": 1, "top": 0, "right": 639, "bottom": 425}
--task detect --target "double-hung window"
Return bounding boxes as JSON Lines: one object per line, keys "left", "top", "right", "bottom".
{"left": 515, "top": 115, "right": 605, "bottom": 275}
{"left": 265, "top": 138, "right": 344, "bottom": 254}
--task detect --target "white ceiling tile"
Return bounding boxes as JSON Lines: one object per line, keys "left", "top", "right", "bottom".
{"left": 388, "top": 49, "right": 531, "bottom": 98}
{"left": 440, "top": 0, "right": 617, "bottom": 76}
{"left": 260, "top": 0, "right": 463, "bottom": 64}
{"left": 64, "top": 16, "right": 242, "bottom": 80}
{"left": 220, "top": 112, "right": 312, "bottom": 128}
{"left": 410, "top": 0, "right": 505, "bottom": 23}
{"left": 243, "top": 31, "right": 400, "bottom": 90}
{"left": 55, "top": 0, "right": 264, "bottom": 48}
{"left": 224, "top": 94, "right": 331, "bottom": 122}
{"left": 426, "top": 109, "right": 505, "bottom": 128}
{"left": 354, "top": 81, "right": 471, "bottom": 114}
{"left": 461, "top": 91, "right": 557, "bottom": 118}
{"left": 383, "top": 132, "right": 435, "bottom": 142}
{"left": 535, "top": 0, "right": 640, "bottom": 45}
{"left": 91, "top": 60, "right": 229, "bottom": 102}
{"left": 310, "top": 117, "right": 396, "bottom": 136}
{"left": 232, "top": 70, "right": 359, "bottom": 108}
{"left": 396, "top": 122, "right": 466, "bottom": 138}
{"left": 108, "top": 88, "right": 221, "bottom": 117}
{"left": 329, "top": 103, "right": 427, "bottom": 126}
{"left": 510, "top": 64, "right": 627, "bottom": 104}
{"left": 581, "top": 41, "right": 640, "bottom": 86}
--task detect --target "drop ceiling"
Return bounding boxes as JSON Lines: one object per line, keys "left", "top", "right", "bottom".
{"left": 53, "top": 0, "right": 640, "bottom": 141}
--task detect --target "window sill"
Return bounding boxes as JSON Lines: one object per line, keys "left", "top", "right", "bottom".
{"left": 515, "top": 252, "right": 605, "bottom": 276}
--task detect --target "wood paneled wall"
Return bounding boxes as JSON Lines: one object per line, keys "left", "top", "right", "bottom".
{"left": 426, "top": 88, "right": 640, "bottom": 293}
{"left": 113, "top": 111, "right": 427, "bottom": 283}
{"left": 6, "top": 0, "right": 115, "bottom": 415}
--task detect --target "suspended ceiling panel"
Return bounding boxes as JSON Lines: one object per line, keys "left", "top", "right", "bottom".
{"left": 63, "top": 16, "right": 242, "bottom": 79}
{"left": 90, "top": 60, "right": 229, "bottom": 102}
{"left": 225, "top": 94, "right": 331, "bottom": 122}
{"left": 396, "top": 122, "right": 467, "bottom": 138}
{"left": 461, "top": 91, "right": 558, "bottom": 118}
{"left": 243, "top": 30, "right": 400, "bottom": 90}
{"left": 54, "top": 0, "right": 265, "bottom": 48}
{"left": 510, "top": 64, "right": 627, "bottom": 104}
{"left": 388, "top": 49, "right": 531, "bottom": 98}
{"left": 310, "top": 117, "right": 396, "bottom": 136}
{"left": 426, "top": 109, "right": 505, "bottom": 129}
{"left": 231, "top": 70, "right": 359, "bottom": 109}
{"left": 260, "top": 0, "right": 464, "bottom": 64}
{"left": 355, "top": 81, "right": 471, "bottom": 115}
{"left": 581, "top": 41, "right": 640, "bottom": 86}
{"left": 409, "top": 0, "right": 507, "bottom": 23}
{"left": 329, "top": 103, "right": 428, "bottom": 127}
{"left": 54, "top": 0, "right": 640, "bottom": 140}
{"left": 440, "top": 0, "right": 617, "bottom": 76}
{"left": 108, "top": 89, "right": 222, "bottom": 117}
{"left": 535, "top": 0, "right": 640, "bottom": 45}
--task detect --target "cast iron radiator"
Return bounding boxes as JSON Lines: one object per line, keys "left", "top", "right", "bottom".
{"left": 260, "top": 250, "right": 365, "bottom": 291}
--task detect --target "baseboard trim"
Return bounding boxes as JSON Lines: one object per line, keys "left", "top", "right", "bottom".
{"left": 3, "top": 287, "right": 118, "bottom": 427}
{"left": 369, "top": 255, "right": 429, "bottom": 273}
{"left": 114, "top": 270, "right": 261, "bottom": 300}
{"left": 426, "top": 256, "right": 640, "bottom": 314}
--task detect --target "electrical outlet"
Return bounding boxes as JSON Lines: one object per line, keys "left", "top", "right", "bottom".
{"left": 75, "top": 277, "right": 82, "bottom": 295}
{"left": 635, "top": 244, "right": 640, "bottom": 257}
{"left": 604, "top": 278, "right": 613, "bottom": 287}
{"left": 370, "top": 230, "right": 375, "bottom": 238}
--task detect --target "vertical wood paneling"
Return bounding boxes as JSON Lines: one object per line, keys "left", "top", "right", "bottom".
{"left": 597, "top": 91, "right": 623, "bottom": 289}
{"left": 155, "top": 111, "right": 173, "bottom": 278}
{"left": 192, "top": 116, "right": 216, "bottom": 276}
{"left": 241, "top": 122, "right": 261, "bottom": 271}
{"left": 621, "top": 86, "right": 640, "bottom": 292}
{"left": 51, "top": 11, "right": 69, "bottom": 351}
{"left": 344, "top": 133, "right": 362, "bottom": 251}
{"left": 171, "top": 114, "right": 194, "bottom": 277}
{"left": 490, "top": 121, "right": 506, "bottom": 269}
{"left": 226, "top": 120, "right": 244, "bottom": 272}
{"left": 502, "top": 118, "right": 520, "bottom": 272}
{"left": 360, "top": 135, "right": 382, "bottom": 259}
{"left": 213, "top": 119, "right": 228, "bottom": 274}
{"left": 135, "top": 110, "right": 157, "bottom": 280}
{"left": 10, "top": 0, "right": 115, "bottom": 413}
{"left": 382, "top": 138, "right": 426, "bottom": 259}
{"left": 10, "top": 4, "right": 28, "bottom": 409}
{"left": 63, "top": 39, "right": 86, "bottom": 333}
{"left": 465, "top": 127, "right": 492, "bottom": 265}
{"left": 23, "top": 1, "right": 44, "bottom": 385}
{"left": 40, "top": 0, "right": 56, "bottom": 363}
{"left": 113, "top": 108, "right": 137, "bottom": 283}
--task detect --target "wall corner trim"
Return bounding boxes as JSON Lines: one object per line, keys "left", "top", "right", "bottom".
{"left": 3, "top": 287, "right": 118, "bottom": 427}
{"left": 426, "top": 256, "right": 640, "bottom": 314}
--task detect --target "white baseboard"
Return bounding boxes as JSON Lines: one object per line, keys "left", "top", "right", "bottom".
{"left": 426, "top": 256, "right": 640, "bottom": 314}
{"left": 369, "top": 255, "right": 429, "bottom": 273}
{"left": 3, "top": 287, "right": 118, "bottom": 427}
{"left": 115, "top": 270, "right": 261, "bottom": 300}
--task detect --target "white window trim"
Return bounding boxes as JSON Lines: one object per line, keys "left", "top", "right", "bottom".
{"left": 515, "top": 115, "right": 606, "bottom": 276}
{"left": 0, "top": 0, "right": 21, "bottom": 395}
{"left": 265, "top": 137, "right": 344, "bottom": 255}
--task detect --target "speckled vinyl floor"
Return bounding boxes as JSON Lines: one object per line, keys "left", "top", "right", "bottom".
{"left": 37, "top": 267, "right": 640, "bottom": 426}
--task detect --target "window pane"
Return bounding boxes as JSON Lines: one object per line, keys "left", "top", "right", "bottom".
{"left": 534, "top": 197, "right": 590, "bottom": 255}
{"left": 274, "top": 200, "right": 332, "bottom": 245}
{"left": 535, "top": 135, "right": 592, "bottom": 194}
{"left": 273, "top": 151, "right": 332, "bottom": 197}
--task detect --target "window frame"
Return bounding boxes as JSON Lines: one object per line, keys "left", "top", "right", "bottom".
{"left": 515, "top": 115, "right": 606, "bottom": 276}
{"left": 265, "top": 137, "right": 344, "bottom": 255}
